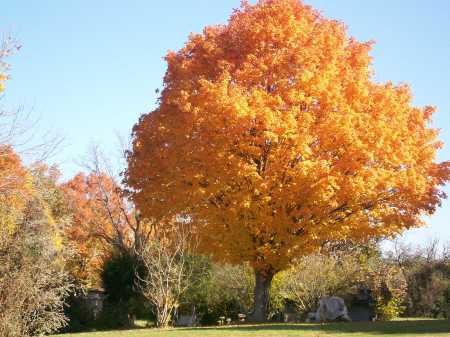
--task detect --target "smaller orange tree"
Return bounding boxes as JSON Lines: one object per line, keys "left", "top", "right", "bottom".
{"left": 62, "top": 172, "right": 133, "bottom": 287}
{"left": 63, "top": 169, "right": 154, "bottom": 288}
{"left": 125, "top": 0, "right": 450, "bottom": 321}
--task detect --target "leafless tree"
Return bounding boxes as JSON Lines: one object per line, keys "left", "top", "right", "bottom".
{"left": 442, "top": 242, "right": 450, "bottom": 260}
{"left": 390, "top": 238, "right": 449, "bottom": 264}
{"left": 0, "top": 36, "right": 64, "bottom": 162}
{"left": 135, "top": 223, "right": 196, "bottom": 327}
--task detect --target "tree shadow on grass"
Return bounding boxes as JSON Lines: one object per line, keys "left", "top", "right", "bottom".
{"left": 181, "top": 320, "right": 450, "bottom": 335}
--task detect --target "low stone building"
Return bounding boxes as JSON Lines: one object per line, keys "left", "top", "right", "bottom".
{"left": 82, "top": 289, "right": 107, "bottom": 321}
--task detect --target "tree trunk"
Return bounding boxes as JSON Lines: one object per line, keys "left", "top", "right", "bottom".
{"left": 250, "top": 269, "right": 274, "bottom": 322}
{"left": 157, "top": 301, "right": 173, "bottom": 328}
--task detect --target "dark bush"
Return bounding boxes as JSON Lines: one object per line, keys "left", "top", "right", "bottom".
{"left": 101, "top": 250, "right": 152, "bottom": 322}
{"left": 101, "top": 251, "right": 142, "bottom": 304}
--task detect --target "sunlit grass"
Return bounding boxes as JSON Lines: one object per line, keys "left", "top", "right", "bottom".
{"left": 54, "top": 319, "right": 450, "bottom": 337}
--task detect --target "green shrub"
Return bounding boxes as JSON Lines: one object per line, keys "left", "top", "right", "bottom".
{"left": 179, "top": 258, "right": 254, "bottom": 325}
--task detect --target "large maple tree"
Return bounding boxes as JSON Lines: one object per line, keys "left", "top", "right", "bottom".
{"left": 125, "top": 0, "right": 450, "bottom": 320}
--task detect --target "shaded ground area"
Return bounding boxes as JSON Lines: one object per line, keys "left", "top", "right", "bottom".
{"left": 56, "top": 319, "right": 450, "bottom": 337}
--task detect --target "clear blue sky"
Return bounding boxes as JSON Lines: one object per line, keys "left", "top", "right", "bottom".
{"left": 2, "top": 0, "right": 449, "bottom": 247}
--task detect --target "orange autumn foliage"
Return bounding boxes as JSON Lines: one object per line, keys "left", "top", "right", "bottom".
{"left": 126, "top": 0, "right": 450, "bottom": 274}
{"left": 0, "top": 145, "right": 33, "bottom": 232}
{"left": 62, "top": 172, "right": 133, "bottom": 286}
{"left": 0, "top": 145, "right": 30, "bottom": 196}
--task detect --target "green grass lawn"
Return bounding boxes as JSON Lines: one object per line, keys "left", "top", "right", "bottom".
{"left": 55, "top": 319, "right": 450, "bottom": 337}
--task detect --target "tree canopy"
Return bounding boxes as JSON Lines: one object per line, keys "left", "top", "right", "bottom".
{"left": 126, "top": 0, "right": 449, "bottom": 277}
